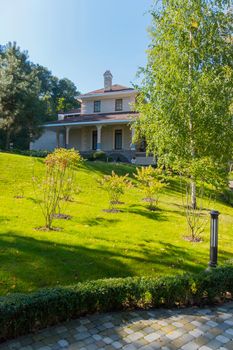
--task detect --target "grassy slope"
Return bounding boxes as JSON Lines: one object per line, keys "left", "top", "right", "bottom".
{"left": 0, "top": 152, "right": 232, "bottom": 296}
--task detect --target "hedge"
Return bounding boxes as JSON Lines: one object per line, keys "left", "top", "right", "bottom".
{"left": 1, "top": 149, "right": 50, "bottom": 158}
{"left": 0, "top": 266, "right": 233, "bottom": 341}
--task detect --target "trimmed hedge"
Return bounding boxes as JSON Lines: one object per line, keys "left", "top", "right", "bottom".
{"left": 0, "top": 266, "right": 233, "bottom": 341}
{"left": 1, "top": 149, "right": 50, "bottom": 158}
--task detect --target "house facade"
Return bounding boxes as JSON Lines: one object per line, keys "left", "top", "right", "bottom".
{"left": 31, "top": 71, "right": 155, "bottom": 164}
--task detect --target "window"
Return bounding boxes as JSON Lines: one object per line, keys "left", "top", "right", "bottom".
{"left": 115, "top": 99, "right": 123, "bottom": 111}
{"left": 92, "top": 130, "right": 97, "bottom": 150}
{"left": 94, "top": 100, "right": 101, "bottom": 113}
{"left": 115, "top": 129, "right": 122, "bottom": 150}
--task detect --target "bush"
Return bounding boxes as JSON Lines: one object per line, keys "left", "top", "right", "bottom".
{"left": 0, "top": 265, "right": 232, "bottom": 341}
{"left": 221, "top": 188, "right": 233, "bottom": 206}
{"left": 97, "top": 171, "right": 131, "bottom": 210}
{"left": 134, "top": 166, "right": 167, "bottom": 210}
{"left": 92, "top": 151, "right": 107, "bottom": 161}
{"left": 2, "top": 149, "right": 51, "bottom": 157}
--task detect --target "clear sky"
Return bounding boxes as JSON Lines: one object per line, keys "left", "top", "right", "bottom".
{"left": 0, "top": 0, "right": 153, "bottom": 93}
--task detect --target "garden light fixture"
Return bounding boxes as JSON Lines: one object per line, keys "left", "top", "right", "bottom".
{"left": 208, "top": 210, "right": 220, "bottom": 268}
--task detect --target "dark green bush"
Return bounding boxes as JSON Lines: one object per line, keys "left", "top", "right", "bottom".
{"left": 1, "top": 149, "right": 50, "bottom": 158}
{"left": 92, "top": 151, "right": 107, "bottom": 161}
{"left": 221, "top": 188, "right": 233, "bottom": 206}
{"left": 0, "top": 266, "right": 232, "bottom": 341}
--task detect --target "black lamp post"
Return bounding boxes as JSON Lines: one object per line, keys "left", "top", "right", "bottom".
{"left": 208, "top": 210, "right": 220, "bottom": 268}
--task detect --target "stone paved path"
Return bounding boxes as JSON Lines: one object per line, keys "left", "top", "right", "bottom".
{"left": 1, "top": 302, "right": 233, "bottom": 350}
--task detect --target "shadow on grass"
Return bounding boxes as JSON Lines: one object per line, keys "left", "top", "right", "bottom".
{"left": 26, "top": 197, "right": 43, "bottom": 204}
{"left": 1, "top": 227, "right": 230, "bottom": 295}
{"left": 122, "top": 204, "right": 167, "bottom": 221}
{"left": 81, "top": 161, "right": 137, "bottom": 179}
{"left": 81, "top": 217, "right": 120, "bottom": 227}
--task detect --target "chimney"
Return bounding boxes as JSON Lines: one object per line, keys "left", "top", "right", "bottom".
{"left": 104, "top": 70, "right": 113, "bottom": 91}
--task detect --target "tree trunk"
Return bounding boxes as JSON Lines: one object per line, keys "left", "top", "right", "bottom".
{"left": 191, "top": 179, "right": 197, "bottom": 209}
{"left": 188, "top": 26, "right": 197, "bottom": 210}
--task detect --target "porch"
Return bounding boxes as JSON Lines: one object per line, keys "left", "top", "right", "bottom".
{"left": 55, "top": 123, "right": 155, "bottom": 164}
{"left": 31, "top": 117, "right": 156, "bottom": 165}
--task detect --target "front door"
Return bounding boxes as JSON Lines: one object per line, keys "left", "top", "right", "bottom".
{"left": 114, "top": 129, "right": 122, "bottom": 150}
{"left": 92, "top": 130, "right": 97, "bottom": 150}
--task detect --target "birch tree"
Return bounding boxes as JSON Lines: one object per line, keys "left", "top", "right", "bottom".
{"left": 135, "top": 0, "right": 233, "bottom": 209}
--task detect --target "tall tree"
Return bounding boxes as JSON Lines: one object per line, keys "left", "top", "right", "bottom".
{"left": 0, "top": 43, "right": 81, "bottom": 149}
{"left": 135, "top": 0, "right": 233, "bottom": 208}
{"left": 34, "top": 65, "right": 80, "bottom": 119}
{"left": 0, "top": 42, "right": 45, "bottom": 149}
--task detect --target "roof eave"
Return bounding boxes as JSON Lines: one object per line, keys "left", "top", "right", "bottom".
{"left": 77, "top": 89, "right": 138, "bottom": 100}
{"left": 43, "top": 119, "right": 135, "bottom": 128}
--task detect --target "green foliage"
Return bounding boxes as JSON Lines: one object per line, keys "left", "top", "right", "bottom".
{"left": 0, "top": 42, "right": 80, "bottom": 150}
{"left": 98, "top": 171, "right": 131, "bottom": 210}
{"left": 135, "top": 0, "right": 233, "bottom": 206}
{"left": 0, "top": 265, "right": 232, "bottom": 341}
{"left": 134, "top": 166, "right": 167, "bottom": 209}
{"left": 1, "top": 149, "right": 50, "bottom": 157}
{"left": 34, "top": 66, "right": 80, "bottom": 118}
{"left": 92, "top": 151, "right": 107, "bottom": 161}
{"left": 0, "top": 42, "right": 45, "bottom": 149}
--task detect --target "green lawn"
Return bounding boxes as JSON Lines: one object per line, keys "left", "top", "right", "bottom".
{"left": 0, "top": 152, "right": 232, "bottom": 296}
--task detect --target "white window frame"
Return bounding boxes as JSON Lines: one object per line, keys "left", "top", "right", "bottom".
{"left": 94, "top": 100, "right": 101, "bottom": 113}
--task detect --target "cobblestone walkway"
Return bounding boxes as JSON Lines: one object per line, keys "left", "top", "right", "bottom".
{"left": 2, "top": 302, "right": 233, "bottom": 350}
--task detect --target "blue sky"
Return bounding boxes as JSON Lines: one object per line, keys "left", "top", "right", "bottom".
{"left": 0, "top": 0, "right": 153, "bottom": 93}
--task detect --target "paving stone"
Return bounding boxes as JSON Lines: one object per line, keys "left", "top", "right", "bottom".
{"left": 144, "top": 332, "right": 160, "bottom": 342}
{"left": 206, "top": 339, "right": 222, "bottom": 349}
{"left": 166, "top": 330, "right": 183, "bottom": 340}
{"left": 181, "top": 341, "right": 199, "bottom": 350}
{"left": 74, "top": 331, "right": 90, "bottom": 341}
{"left": 112, "top": 341, "right": 123, "bottom": 349}
{"left": 103, "top": 337, "right": 114, "bottom": 344}
{"left": 226, "top": 329, "right": 233, "bottom": 337}
{"left": 207, "top": 320, "right": 218, "bottom": 327}
{"left": 216, "top": 335, "right": 230, "bottom": 344}
{"left": 57, "top": 339, "right": 69, "bottom": 348}
{"left": 122, "top": 345, "right": 137, "bottom": 350}
{"left": 189, "top": 329, "right": 204, "bottom": 338}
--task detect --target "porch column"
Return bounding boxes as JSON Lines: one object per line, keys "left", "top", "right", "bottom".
{"left": 65, "top": 126, "right": 70, "bottom": 148}
{"left": 56, "top": 130, "right": 60, "bottom": 148}
{"left": 97, "top": 125, "right": 102, "bottom": 151}
{"left": 130, "top": 127, "right": 136, "bottom": 151}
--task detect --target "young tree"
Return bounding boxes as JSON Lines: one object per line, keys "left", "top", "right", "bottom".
{"left": 134, "top": 166, "right": 166, "bottom": 210}
{"left": 135, "top": 0, "right": 233, "bottom": 209}
{"left": 98, "top": 171, "right": 131, "bottom": 212}
{"left": 34, "top": 148, "right": 82, "bottom": 230}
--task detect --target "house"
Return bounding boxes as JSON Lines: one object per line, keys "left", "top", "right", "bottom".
{"left": 31, "top": 71, "right": 155, "bottom": 164}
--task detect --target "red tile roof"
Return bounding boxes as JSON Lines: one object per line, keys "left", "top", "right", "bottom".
{"left": 46, "top": 111, "right": 138, "bottom": 125}
{"left": 80, "top": 84, "right": 135, "bottom": 96}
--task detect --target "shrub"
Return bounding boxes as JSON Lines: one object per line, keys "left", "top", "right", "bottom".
{"left": 98, "top": 171, "right": 131, "bottom": 211}
{"left": 92, "top": 151, "right": 107, "bottom": 161}
{"left": 134, "top": 166, "right": 167, "bottom": 210}
{"left": 0, "top": 265, "right": 232, "bottom": 341}
{"left": 33, "top": 148, "right": 82, "bottom": 229}
{"left": 221, "top": 188, "right": 233, "bottom": 206}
